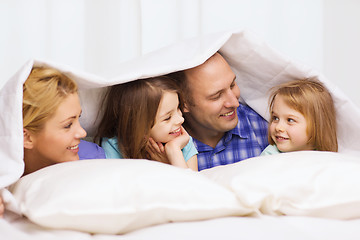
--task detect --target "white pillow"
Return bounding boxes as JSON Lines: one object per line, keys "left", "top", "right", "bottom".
{"left": 9, "top": 159, "right": 251, "bottom": 234}
{"left": 201, "top": 151, "right": 360, "bottom": 219}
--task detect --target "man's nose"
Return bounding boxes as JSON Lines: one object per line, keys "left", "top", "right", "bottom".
{"left": 224, "top": 91, "right": 240, "bottom": 108}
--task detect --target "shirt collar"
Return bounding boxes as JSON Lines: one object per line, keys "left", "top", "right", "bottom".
{"left": 194, "top": 105, "right": 251, "bottom": 151}
{"left": 229, "top": 104, "right": 251, "bottom": 139}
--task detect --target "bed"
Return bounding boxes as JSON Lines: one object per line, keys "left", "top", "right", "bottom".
{"left": 1, "top": 29, "right": 360, "bottom": 240}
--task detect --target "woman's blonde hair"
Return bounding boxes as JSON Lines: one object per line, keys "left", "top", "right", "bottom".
{"left": 23, "top": 67, "right": 78, "bottom": 133}
{"left": 268, "top": 78, "right": 338, "bottom": 152}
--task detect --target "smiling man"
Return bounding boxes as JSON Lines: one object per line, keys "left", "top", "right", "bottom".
{"left": 170, "top": 52, "right": 269, "bottom": 170}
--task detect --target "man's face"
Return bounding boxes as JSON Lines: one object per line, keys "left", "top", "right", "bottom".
{"left": 184, "top": 53, "right": 240, "bottom": 139}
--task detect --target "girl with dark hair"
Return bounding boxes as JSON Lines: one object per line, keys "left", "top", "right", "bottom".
{"left": 95, "top": 76, "right": 198, "bottom": 171}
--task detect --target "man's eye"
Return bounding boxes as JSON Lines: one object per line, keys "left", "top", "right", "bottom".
{"left": 210, "top": 94, "right": 221, "bottom": 100}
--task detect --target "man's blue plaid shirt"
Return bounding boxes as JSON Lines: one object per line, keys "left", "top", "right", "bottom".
{"left": 193, "top": 103, "right": 269, "bottom": 171}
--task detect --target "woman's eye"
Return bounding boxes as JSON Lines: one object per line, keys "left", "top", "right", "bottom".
{"left": 164, "top": 116, "right": 171, "bottom": 121}
{"left": 64, "top": 123, "right": 73, "bottom": 129}
{"left": 288, "top": 118, "right": 295, "bottom": 123}
{"left": 272, "top": 116, "right": 279, "bottom": 121}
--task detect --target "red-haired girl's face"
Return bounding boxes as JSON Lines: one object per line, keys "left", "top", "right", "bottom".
{"left": 269, "top": 95, "right": 314, "bottom": 152}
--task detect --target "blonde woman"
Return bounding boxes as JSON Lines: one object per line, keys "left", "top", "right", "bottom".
{"left": 261, "top": 78, "right": 337, "bottom": 155}
{"left": 1, "top": 67, "right": 106, "bottom": 217}
{"left": 22, "top": 67, "right": 105, "bottom": 175}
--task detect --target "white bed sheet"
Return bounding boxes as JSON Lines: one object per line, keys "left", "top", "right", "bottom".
{"left": 3, "top": 213, "right": 360, "bottom": 240}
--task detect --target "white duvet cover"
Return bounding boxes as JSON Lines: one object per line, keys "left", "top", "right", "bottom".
{"left": 1, "top": 29, "right": 360, "bottom": 239}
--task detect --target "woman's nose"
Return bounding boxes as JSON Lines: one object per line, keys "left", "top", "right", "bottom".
{"left": 76, "top": 124, "right": 87, "bottom": 139}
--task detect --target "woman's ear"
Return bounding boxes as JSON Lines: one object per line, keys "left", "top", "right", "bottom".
{"left": 23, "top": 129, "right": 34, "bottom": 149}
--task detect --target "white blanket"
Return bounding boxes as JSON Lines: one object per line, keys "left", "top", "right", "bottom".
{"left": 1, "top": 30, "right": 360, "bottom": 230}
{"left": 2, "top": 29, "right": 359, "bottom": 187}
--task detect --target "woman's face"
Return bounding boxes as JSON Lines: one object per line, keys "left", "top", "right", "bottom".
{"left": 28, "top": 93, "right": 87, "bottom": 166}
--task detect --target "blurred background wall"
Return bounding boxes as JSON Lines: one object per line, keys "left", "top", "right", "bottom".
{"left": 1, "top": 0, "right": 359, "bottom": 106}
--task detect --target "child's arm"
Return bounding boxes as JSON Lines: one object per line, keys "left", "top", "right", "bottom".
{"left": 164, "top": 126, "right": 192, "bottom": 169}
{"left": 147, "top": 135, "right": 189, "bottom": 168}
{"left": 186, "top": 155, "right": 198, "bottom": 171}
{"left": 164, "top": 142, "right": 188, "bottom": 169}
{"left": 0, "top": 196, "right": 4, "bottom": 218}
{"left": 147, "top": 126, "right": 196, "bottom": 170}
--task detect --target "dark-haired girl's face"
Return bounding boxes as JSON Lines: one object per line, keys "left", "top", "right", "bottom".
{"left": 149, "top": 91, "right": 184, "bottom": 143}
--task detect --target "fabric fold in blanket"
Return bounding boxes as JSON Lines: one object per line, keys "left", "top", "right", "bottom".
{"left": 1, "top": 29, "right": 360, "bottom": 198}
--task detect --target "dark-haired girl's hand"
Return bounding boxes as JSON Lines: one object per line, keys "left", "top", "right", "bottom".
{"left": 166, "top": 126, "right": 190, "bottom": 150}
{"left": 163, "top": 126, "right": 189, "bottom": 168}
{"left": 146, "top": 137, "right": 170, "bottom": 164}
